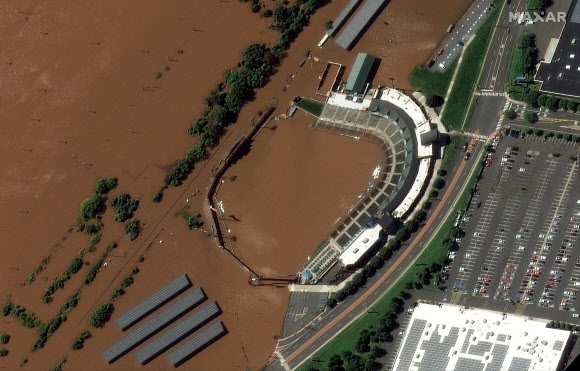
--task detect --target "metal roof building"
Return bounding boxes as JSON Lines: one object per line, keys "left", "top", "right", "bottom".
{"left": 102, "top": 288, "right": 205, "bottom": 364}
{"left": 116, "top": 274, "right": 191, "bottom": 331}
{"left": 345, "top": 53, "right": 375, "bottom": 93}
{"left": 167, "top": 321, "right": 226, "bottom": 367}
{"left": 335, "top": 0, "right": 388, "bottom": 50}
{"left": 325, "top": 0, "right": 363, "bottom": 37}
{"left": 135, "top": 301, "right": 220, "bottom": 365}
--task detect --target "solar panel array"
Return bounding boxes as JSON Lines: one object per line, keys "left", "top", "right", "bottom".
{"left": 335, "top": 0, "right": 388, "bottom": 50}
{"left": 326, "top": 0, "right": 362, "bottom": 37}
{"left": 103, "top": 288, "right": 205, "bottom": 363}
{"left": 135, "top": 301, "right": 220, "bottom": 365}
{"left": 167, "top": 321, "right": 226, "bottom": 367}
{"left": 116, "top": 274, "right": 191, "bottom": 330}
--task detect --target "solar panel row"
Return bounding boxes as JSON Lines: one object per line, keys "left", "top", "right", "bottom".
{"left": 335, "top": 0, "right": 388, "bottom": 50}
{"left": 167, "top": 321, "right": 226, "bottom": 367}
{"left": 102, "top": 288, "right": 205, "bottom": 364}
{"left": 135, "top": 301, "right": 220, "bottom": 365}
{"left": 116, "top": 274, "right": 191, "bottom": 331}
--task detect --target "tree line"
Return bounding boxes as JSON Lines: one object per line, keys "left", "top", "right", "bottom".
{"left": 155, "top": 0, "right": 330, "bottom": 200}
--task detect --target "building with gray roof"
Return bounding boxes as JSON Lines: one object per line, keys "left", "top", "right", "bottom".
{"left": 167, "top": 321, "right": 227, "bottom": 367}
{"left": 116, "top": 274, "right": 191, "bottom": 331}
{"left": 135, "top": 301, "right": 220, "bottom": 365}
{"left": 102, "top": 287, "right": 205, "bottom": 364}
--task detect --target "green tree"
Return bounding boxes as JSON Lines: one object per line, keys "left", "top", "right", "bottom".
{"left": 79, "top": 194, "right": 105, "bottom": 221}
{"left": 110, "top": 193, "right": 139, "bottom": 222}
{"left": 89, "top": 303, "right": 112, "bottom": 328}
{"left": 325, "top": 20, "right": 333, "bottom": 30}
{"left": 545, "top": 96, "right": 559, "bottom": 111}
{"left": 524, "top": 90, "right": 539, "bottom": 106}
{"left": 567, "top": 100, "right": 578, "bottom": 112}
{"left": 537, "top": 94, "right": 548, "bottom": 107}
{"left": 503, "top": 109, "right": 517, "bottom": 119}
{"left": 94, "top": 177, "right": 117, "bottom": 195}
{"left": 523, "top": 111, "right": 538, "bottom": 123}
{"left": 124, "top": 219, "right": 141, "bottom": 241}
{"left": 0, "top": 333, "right": 9, "bottom": 344}
{"left": 433, "top": 177, "right": 445, "bottom": 189}
{"left": 426, "top": 94, "right": 444, "bottom": 108}
{"left": 241, "top": 43, "right": 267, "bottom": 71}
{"left": 0, "top": 348, "right": 7, "bottom": 357}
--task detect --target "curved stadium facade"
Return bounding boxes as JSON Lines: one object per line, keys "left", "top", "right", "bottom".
{"left": 301, "top": 88, "right": 437, "bottom": 282}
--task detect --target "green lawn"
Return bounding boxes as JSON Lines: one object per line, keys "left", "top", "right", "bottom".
{"left": 294, "top": 97, "right": 325, "bottom": 117}
{"left": 297, "top": 156, "right": 482, "bottom": 371}
{"left": 441, "top": 0, "right": 503, "bottom": 130}
{"left": 408, "top": 57, "right": 458, "bottom": 98}
{"left": 505, "top": 33, "right": 531, "bottom": 85}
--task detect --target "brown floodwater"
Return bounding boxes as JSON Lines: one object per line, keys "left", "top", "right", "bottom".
{"left": 0, "top": 0, "right": 469, "bottom": 369}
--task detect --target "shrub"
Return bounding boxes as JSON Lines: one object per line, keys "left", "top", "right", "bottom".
{"left": 1, "top": 300, "right": 13, "bottom": 316}
{"left": 121, "top": 276, "right": 134, "bottom": 288}
{"left": 89, "top": 303, "right": 113, "bottom": 328}
{"left": 0, "top": 348, "right": 7, "bottom": 357}
{"left": 71, "top": 330, "right": 91, "bottom": 350}
{"left": 79, "top": 193, "right": 105, "bottom": 221}
{"left": 261, "top": 8, "right": 273, "bottom": 17}
{"left": 152, "top": 188, "right": 164, "bottom": 203}
{"left": 0, "top": 333, "right": 9, "bottom": 344}
{"left": 110, "top": 193, "right": 139, "bottom": 222}
{"left": 124, "top": 219, "right": 141, "bottom": 241}
{"left": 65, "top": 257, "right": 84, "bottom": 277}
{"left": 94, "top": 177, "right": 117, "bottom": 195}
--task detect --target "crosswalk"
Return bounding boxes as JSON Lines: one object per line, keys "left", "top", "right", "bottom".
{"left": 463, "top": 132, "right": 488, "bottom": 141}
{"left": 495, "top": 100, "right": 511, "bottom": 131}
{"left": 477, "top": 91, "right": 505, "bottom": 97}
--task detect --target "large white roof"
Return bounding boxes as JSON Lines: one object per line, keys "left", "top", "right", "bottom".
{"left": 393, "top": 303, "right": 570, "bottom": 371}
{"left": 338, "top": 224, "right": 382, "bottom": 267}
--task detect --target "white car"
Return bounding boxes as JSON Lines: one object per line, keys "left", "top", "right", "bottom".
{"left": 539, "top": 234, "right": 546, "bottom": 238}
{"left": 518, "top": 246, "right": 526, "bottom": 251}
{"left": 519, "top": 167, "right": 526, "bottom": 172}
{"left": 573, "top": 314, "right": 579, "bottom": 318}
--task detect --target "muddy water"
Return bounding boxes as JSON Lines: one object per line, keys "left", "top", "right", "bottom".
{"left": 0, "top": 0, "right": 468, "bottom": 369}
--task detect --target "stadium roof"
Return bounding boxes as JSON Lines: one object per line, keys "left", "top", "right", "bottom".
{"left": 535, "top": 0, "right": 580, "bottom": 98}
{"left": 167, "top": 321, "right": 226, "bottom": 367}
{"left": 102, "top": 288, "right": 205, "bottom": 364}
{"left": 392, "top": 303, "right": 571, "bottom": 371}
{"left": 335, "top": 0, "right": 389, "bottom": 50}
{"left": 116, "top": 274, "right": 191, "bottom": 331}
{"left": 345, "top": 53, "right": 375, "bottom": 93}
{"left": 135, "top": 301, "right": 220, "bottom": 365}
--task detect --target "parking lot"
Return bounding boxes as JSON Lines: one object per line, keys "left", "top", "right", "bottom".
{"left": 445, "top": 129, "right": 580, "bottom": 320}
